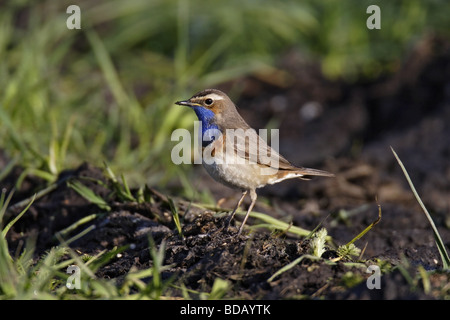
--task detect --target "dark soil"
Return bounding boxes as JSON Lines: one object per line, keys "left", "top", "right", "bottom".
{"left": 2, "top": 35, "right": 450, "bottom": 299}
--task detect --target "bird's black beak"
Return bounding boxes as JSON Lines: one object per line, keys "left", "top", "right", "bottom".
{"left": 175, "top": 100, "right": 192, "bottom": 107}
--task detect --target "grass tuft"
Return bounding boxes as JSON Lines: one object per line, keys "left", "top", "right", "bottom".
{"left": 391, "top": 147, "right": 450, "bottom": 270}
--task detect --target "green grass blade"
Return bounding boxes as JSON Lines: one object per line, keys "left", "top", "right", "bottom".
{"left": 85, "top": 29, "right": 130, "bottom": 107}
{"left": 0, "top": 188, "right": 14, "bottom": 224}
{"left": 2, "top": 194, "right": 36, "bottom": 238}
{"left": 346, "top": 202, "right": 381, "bottom": 246}
{"left": 237, "top": 210, "right": 314, "bottom": 238}
{"left": 267, "top": 254, "right": 320, "bottom": 282}
{"left": 0, "top": 157, "right": 18, "bottom": 182}
{"left": 120, "top": 173, "right": 134, "bottom": 200}
{"left": 168, "top": 197, "right": 184, "bottom": 239}
{"left": 103, "top": 162, "right": 136, "bottom": 202}
{"left": 54, "top": 213, "right": 102, "bottom": 240}
{"left": 6, "top": 183, "right": 58, "bottom": 215}
{"left": 391, "top": 146, "right": 450, "bottom": 270}
{"left": 207, "top": 278, "right": 230, "bottom": 300}
{"left": 191, "top": 202, "right": 316, "bottom": 238}
{"left": 67, "top": 180, "right": 111, "bottom": 211}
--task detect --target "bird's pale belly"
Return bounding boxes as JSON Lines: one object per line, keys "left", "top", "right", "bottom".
{"left": 202, "top": 160, "right": 268, "bottom": 191}
{"left": 201, "top": 138, "right": 266, "bottom": 190}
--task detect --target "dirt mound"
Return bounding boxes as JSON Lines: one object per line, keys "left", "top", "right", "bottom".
{"left": 2, "top": 157, "right": 448, "bottom": 299}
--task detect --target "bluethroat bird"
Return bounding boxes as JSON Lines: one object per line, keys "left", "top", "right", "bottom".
{"left": 176, "top": 89, "right": 334, "bottom": 235}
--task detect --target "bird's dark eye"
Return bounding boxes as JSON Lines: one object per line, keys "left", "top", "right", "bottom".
{"left": 205, "top": 98, "right": 213, "bottom": 106}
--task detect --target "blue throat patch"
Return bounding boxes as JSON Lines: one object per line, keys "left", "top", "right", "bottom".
{"left": 192, "top": 106, "right": 220, "bottom": 147}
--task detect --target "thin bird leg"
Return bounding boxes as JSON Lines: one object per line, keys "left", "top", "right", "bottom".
{"left": 227, "top": 190, "right": 247, "bottom": 228}
{"left": 237, "top": 190, "right": 257, "bottom": 236}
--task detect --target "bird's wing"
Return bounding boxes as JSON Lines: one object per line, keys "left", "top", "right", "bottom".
{"left": 224, "top": 128, "right": 334, "bottom": 177}
{"left": 223, "top": 128, "right": 295, "bottom": 170}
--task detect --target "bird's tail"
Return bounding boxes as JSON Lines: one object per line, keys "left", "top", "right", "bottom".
{"left": 295, "top": 167, "right": 335, "bottom": 179}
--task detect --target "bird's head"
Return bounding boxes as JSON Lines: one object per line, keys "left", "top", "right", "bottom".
{"left": 175, "top": 89, "right": 232, "bottom": 124}
{"left": 176, "top": 89, "right": 251, "bottom": 147}
{"left": 176, "top": 89, "right": 233, "bottom": 146}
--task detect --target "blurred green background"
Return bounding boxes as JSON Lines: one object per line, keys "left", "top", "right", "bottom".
{"left": 0, "top": 0, "right": 448, "bottom": 194}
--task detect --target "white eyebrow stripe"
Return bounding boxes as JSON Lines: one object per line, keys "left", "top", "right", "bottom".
{"left": 204, "top": 93, "right": 225, "bottom": 100}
